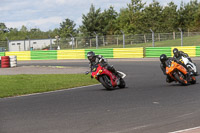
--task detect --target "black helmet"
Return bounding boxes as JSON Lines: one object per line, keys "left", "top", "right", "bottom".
{"left": 160, "top": 54, "right": 167, "bottom": 63}
{"left": 173, "top": 48, "right": 179, "bottom": 58}
{"left": 87, "top": 51, "right": 95, "bottom": 61}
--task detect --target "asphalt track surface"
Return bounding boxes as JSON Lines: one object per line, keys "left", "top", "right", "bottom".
{"left": 1, "top": 58, "right": 200, "bottom": 133}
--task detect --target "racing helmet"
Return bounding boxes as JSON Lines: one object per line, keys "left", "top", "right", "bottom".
{"left": 173, "top": 48, "right": 179, "bottom": 58}
{"left": 87, "top": 51, "right": 95, "bottom": 61}
{"left": 160, "top": 54, "right": 167, "bottom": 63}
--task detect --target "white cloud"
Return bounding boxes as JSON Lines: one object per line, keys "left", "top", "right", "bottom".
{"left": 5, "top": 17, "right": 63, "bottom": 31}
{"left": 0, "top": 0, "right": 196, "bottom": 31}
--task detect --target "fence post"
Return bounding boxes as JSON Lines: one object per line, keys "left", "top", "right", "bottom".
{"left": 76, "top": 39, "right": 78, "bottom": 48}
{"left": 117, "top": 36, "right": 119, "bottom": 46}
{"left": 70, "top": 34, "right": 74, "bottom": 49}
{"left": 103, "top": 36, "right": 105, "bottom": 46}
{"left": 144, "top": 34, "right": 146, "bottom": 43}
{"left": 24, "top": 39, "right": 26, "bottom": 51}
{"left": 90, "top": 39, "right": 92, "bottom": 47}
{"left": 120, "top": 30, "right": 125, "bottom": 48}
{"left": 178, "top": 28, "right": 183, "bottom": 46}
{"left": 173, "top": 32, "right": 175, "bottom": 40}
{"left": 55, "top": 35, "right": 60, "bottom": 49}
{"left": 150, "top": 29, "right": 155, "bottom": 47}
{"left": 94, "top": 32, "right": 98, "bottom": 49}
{"left": 48, "top": 35, "right": 52, "bottom": 50}
{"left": 6, "top": 37, "right": 9, "bottom": 51}
{"left": 26, "top": 36, "right": 31, "bottom": 51}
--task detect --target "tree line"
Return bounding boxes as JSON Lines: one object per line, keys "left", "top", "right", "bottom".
{"left": 0, "top": 0, "right": 200, "bottom": 41}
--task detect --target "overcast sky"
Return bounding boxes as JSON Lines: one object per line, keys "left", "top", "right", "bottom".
{"left": 0, "top": 0, "right": 194, "bottom": 31}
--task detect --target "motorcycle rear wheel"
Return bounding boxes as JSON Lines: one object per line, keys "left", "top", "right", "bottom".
{"left": 99, "top": 75, "right": 113, "bottom": 90}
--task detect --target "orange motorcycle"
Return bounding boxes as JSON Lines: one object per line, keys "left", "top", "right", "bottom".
{"left": 166, "top": 60, "right": 196, "bottom": 85}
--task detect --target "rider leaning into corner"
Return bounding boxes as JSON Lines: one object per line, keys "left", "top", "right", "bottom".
{"left": 87, "top": 51, "right": 120, "bottom": 77}
{"left": 160, "top": 53, "right": 192, "bottom": 83}
{"left": 160, "top": 54, "right": 175, "bottom": 83}
{"left": 173, "top": 48, "right": 193, "bottom": 62}
{"left": 172, "top": 48, "right": 194, "bottom": 74}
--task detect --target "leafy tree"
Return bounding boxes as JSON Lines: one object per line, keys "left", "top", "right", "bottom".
{"left": 0, "top": 23, "right": 7, "bottom": 32}
{"left": 59, "top": 18, "right": 77, "bottom": 38}
{"left": 143, "top": 0, "right": 163, "bottom": 33}
{"left": 162, "top": 2, "right": 178, "bottom": 32}
{"left": 20, "top": 25, "right": 28, "bottom": 32}
{"left": 117, "top": 0, "right": 146, "bottom": 34}
{"left": 101, "top": 6, "right": 118, "bottom": 35}
{"left": 79, "top": 4, "right": 102, "bottom": 36}
{"left": 184, "top": 0, "right": 199, "bottom": 31}
{"left": 116, "top": 8, "right": 129, "bottom": 34}
{"left": 194, "top": 4, "right": 200, "bottom": 31}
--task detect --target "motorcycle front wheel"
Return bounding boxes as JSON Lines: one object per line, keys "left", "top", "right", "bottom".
{"left": 99, "top": 75, "right": 113, "bottom": 90}
{"left": 190, "top": 76, "right": 196, "bottom": 84}
{"left": 174, "top": 72, "right": 188, "bottom": 86}
{"left": 118, "top": 78, "right": 126, "bottom": 88}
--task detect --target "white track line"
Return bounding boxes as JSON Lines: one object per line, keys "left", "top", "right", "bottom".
{"left": 169, "top": 126, "right": 200, "bottom": 133}
{"left": 2, "top": 84, "right": 100, "bottom": 99}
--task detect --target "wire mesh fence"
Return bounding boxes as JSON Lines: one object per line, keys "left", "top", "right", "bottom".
{"left": 4, "top": 32, "right": 200, "bottom": 51}
{"left": 0, "top": 41, "right": 7, "bottom": 51}
{"left": 56, "top": 32, "right": 200, "bottom": 49}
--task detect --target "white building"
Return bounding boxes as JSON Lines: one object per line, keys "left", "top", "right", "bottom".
{"left": 8, "top": 38, "right": 57, "bottom": 51}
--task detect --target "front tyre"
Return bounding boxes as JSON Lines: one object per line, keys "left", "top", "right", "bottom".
{"left": 190, "top": 76, "right": 196, "bottom": 84}
{"left": 99, "top": 75, "right": 113, "bottom": 90}
{"left": 174, "top": 72, "right": 188, "bottom": 86}
{"left": 118, "top": 78, "right": 126, "bottom": 88}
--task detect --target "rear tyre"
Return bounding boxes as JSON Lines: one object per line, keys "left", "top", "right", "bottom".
{"left": 99, "top": 75, "right": 113, "bottom": 90}
{"left": 118, "top": 78, "right": 126, "bottom": 88}
{"left": 174, "top": 72, "right": 188, "bottom": 86}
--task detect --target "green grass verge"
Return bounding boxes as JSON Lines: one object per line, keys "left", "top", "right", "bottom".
{"left": 0, "top": 74, "right": 98, "bottom": 98}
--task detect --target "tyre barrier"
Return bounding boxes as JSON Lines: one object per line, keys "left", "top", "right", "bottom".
{"left": 0, "top": 55, "right": 17, "bottom": 68}
{"left": 1, "top": 56, "right": 10, "bottom": 68}
{"left": 9, "top": 55, "right": 17, "bottom": 67}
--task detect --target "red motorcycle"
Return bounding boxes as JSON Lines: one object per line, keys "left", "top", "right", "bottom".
{"left": 86, "top": 64, "right": 126, "bottom": 90}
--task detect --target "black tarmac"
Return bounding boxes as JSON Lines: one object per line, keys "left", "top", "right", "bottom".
{"left": 0, "top": 58, "right": 200, "bottom": 133}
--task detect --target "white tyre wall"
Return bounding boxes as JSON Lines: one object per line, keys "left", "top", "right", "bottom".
{"left": 10, "top": 63, "right": 17, "bottom": 67}
{"left": 9, "top": 56, "right": 17, "bottom": 67}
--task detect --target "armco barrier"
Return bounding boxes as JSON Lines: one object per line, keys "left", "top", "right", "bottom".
{"left": 57, "top": 50, "right": 85, "bottom": 59}
{"left": 5, "top": 51, "right": 31, "bottom": 60}
{"left": 3, "top": 46, "right": 200, "bottom": 61}
{"left": 113, "top": 48, "right": 143, "bottom": 58}
{"left": 85, "top": 49, "right": 114, "bottom": 59}
{"left": 171, "top": 46, "right": 196, "bottom": 57}
{"left": 0, "top": 52, "right": 5, "bottom": 56}
{"left": 196, "top": 46, "right": 200, "bottom": 57}
{"left": 145, "top": 47, "right": 171, "bottom": 57}
{"left": 31, "top": 50, "right": 57, "bottom": 60}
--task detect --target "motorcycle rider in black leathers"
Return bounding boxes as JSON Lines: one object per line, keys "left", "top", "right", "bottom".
{"left": 173, "top": 48, "right": 193, "bottom": 75}
{"left": 160, "top": 54, "right": 174, "bottom": 83}
{"left": 87, "top": 51, "right": 119, "bottom": 77}
{"left": 160, "top": 53, "right": 191, "bottom": 83}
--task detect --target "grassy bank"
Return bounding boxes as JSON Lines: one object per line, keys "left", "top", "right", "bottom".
{"left": 0, "top": 74, "right": 98, "bottom": 98}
